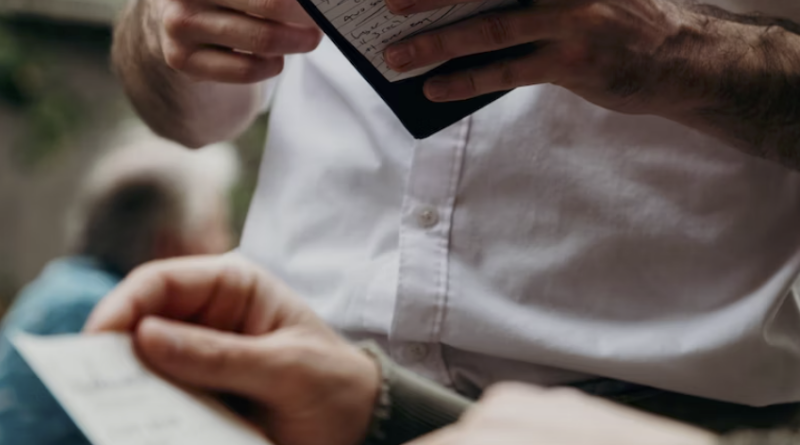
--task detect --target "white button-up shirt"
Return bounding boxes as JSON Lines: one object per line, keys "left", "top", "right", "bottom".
{"left": 241, "top": 0, "right": 800, "bottom": 406}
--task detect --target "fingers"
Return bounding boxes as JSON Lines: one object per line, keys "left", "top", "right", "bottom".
{"left": 157, "top": 2, "right": 321, "bottom": 83}
{"left": 170, "top": 48, "right": 286, "bottom": 83}
{"left": 164, "top": 9, "right": 321, "bottom": 56}
{"left": 84, "top": 256, "right": 265, "bottom": 333}
{"left": 384, "top": 8, "right": 559, "bottom": 72}
{"left": 153, "top": 0, "right": 321, "bottom": 83}
{"left": 211, "top": 0, "right": 317, "bottom": 26}
{"left": 424, "top": 49, "right": 558, "bottom": 101}
{"left": 136, "top": 317, "right": 273, "bottom": 399}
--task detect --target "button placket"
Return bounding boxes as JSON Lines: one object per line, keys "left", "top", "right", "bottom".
{"left": 391, "top": 118, "right": 471, "bottom": 386}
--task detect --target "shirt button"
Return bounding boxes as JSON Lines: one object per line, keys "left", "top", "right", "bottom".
{"left": 404, "top": 343, "right": 430, "bottom": 363}
{"left": 415, "top": 207, "right": 440, "bottom": 229}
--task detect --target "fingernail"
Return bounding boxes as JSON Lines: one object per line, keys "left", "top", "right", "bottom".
{"left": 425, "top": 79, "right": 449, "bottom": 101}
{"left": 386, "top": 0, "right": 415, "bottom": 12}
{"left": 385, "top": 44, "right": 414, "bottom": 69}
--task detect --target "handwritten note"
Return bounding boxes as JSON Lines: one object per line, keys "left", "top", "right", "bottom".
{"left": 314, "top": 0, "right": 517, "bottom": 81}
{"left": 12, "top": 333, "right": 271, "bottom": 445}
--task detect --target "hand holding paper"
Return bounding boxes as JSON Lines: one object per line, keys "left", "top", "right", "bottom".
{"left": 13, "top": 333, "right": 270, "bottom": 445}
{"left": 83, "top": 255, "right": 381, "bottom": 445}
{"left": 382, "top": 0, "right": 694, "bottom": 110}
{"left": 310, "top": 0, "right": 516, "bottom": 81}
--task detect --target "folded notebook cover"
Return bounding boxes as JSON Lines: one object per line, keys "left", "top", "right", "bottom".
{"left": 294, "top": 0, "right": 532, "bottom": 139}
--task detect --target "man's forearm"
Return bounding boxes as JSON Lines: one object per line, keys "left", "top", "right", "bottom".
{"left": 653, "top": 4, "right": 800, "bottom": 170}
{"left": 112, "top": 0, "right": 263, "bottom": 148}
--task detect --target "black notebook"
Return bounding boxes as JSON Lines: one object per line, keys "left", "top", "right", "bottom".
{"left": 293, "top": 0, "right": 529, "bottom": 138}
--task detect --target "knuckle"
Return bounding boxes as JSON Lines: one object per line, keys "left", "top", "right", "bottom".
{"left": 216, "top": 259, "right": 247, "bottom": 287}
{"left": 163, "top": 42, "right": 192, "bottom": 70}
{"left": 162, "top": 2, "right": 196, "bottom": 37}
{"left": 479, "top": 14, "right": 512, "bottom": 46}
{"left": 571, "top": 2, "right": 612, "bottom": 28}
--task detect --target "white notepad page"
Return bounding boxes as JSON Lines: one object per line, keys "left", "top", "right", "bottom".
{"left": 314, "top": 0, "right": 517, "bottom": 81}
{"left": 13, "top": 333, "right": 271, "bottom": 445}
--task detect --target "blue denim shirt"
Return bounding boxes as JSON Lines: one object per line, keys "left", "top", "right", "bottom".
{"left": 0, "top": 257, "right": 121, "bottom": 445}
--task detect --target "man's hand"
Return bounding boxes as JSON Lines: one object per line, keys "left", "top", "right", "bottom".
{"left": 383, "top": 0, "right": 693, "bottom": 110}
{"left": 140, "top": 0, "right": 322, "bottom": 83}
{"left": 407, "top": 383, "right": 717, "bottom": 445}
{"left": 113, "top": 0, "right": 323, "bottom": 146}
{"left": 84, "top": 256, "right": 379, "bottom": 445}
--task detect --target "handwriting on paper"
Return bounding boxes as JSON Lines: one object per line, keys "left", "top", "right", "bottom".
{"left": 13, "top": 333, "right": 271, "bottom": 445}
{"left": 313, "top": 0, "right": 517, "bottom": 81}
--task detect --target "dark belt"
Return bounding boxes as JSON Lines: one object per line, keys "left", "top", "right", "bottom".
{"left": 574, "top": 378, "right": 800, "bottom": 434}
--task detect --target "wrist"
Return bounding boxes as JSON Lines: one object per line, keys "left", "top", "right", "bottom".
{"left": 635, "top": 8, "right": 727, "bottom": 119}
{"left": 647, "top": 9, "right": 795, "bottom": 126}
{"left": 340, "top": 343, "right": 382, "bottom": 445}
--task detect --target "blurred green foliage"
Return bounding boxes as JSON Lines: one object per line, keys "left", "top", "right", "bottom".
{"left": 0, "top": 20, "right": 88, "bottom": 170}
{"left": 0, "top": 18, "right": 267, "bottom": 316}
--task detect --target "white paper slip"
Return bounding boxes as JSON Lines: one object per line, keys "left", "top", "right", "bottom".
{"left": 12, "top": 332, "right": 271, "bottom": 445}
{"left": 314, "top": 0, "right": 518, "bottom": 81}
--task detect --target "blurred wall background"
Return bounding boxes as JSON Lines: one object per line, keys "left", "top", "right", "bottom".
{"left": 0, "top": 6, "right": 267, "bottom": 315}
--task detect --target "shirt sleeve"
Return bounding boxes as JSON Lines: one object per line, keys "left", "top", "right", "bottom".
{"left": 0, "top": 300, "right": 97, "bottom": 445}
{"left": 359, "top": 341, "right": 473, "bottom": 445}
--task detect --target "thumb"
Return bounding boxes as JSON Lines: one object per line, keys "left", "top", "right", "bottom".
{"left": 136, "top": 317, "right": 271, "bottom": 400}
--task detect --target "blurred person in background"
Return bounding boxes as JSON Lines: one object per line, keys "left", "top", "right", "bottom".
{"left": 0, "top": 125, "right": 239, "bottom": 445}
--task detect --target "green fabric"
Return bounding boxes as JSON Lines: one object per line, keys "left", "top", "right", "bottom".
{"left": 382, "top": 364, "right": 471, "bottom": 444}
{"left": 359, "top": 342, "right": 471, "bottom": 445}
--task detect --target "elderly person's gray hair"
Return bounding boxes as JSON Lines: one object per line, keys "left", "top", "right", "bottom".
{"left": 66, "top": 124, "right": 240, "bottom": 275}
